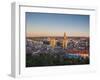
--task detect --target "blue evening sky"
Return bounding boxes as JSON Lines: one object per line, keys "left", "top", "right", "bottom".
{"left": 26, "top": 12, "right": 89, "bottom": 37}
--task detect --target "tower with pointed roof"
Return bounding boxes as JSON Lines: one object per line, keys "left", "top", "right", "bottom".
{"left": 62, "top": 32, "right": 67, "bottom": 49}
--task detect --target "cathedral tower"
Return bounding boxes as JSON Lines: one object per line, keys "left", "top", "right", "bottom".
{"left": 50, "top": 37, "right": 56, "bottom": 48}
{"left": 62, "top": 32, "right": 68, "bottom": 49}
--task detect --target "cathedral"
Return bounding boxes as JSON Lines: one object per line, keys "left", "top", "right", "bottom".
{"left": 49, "top": 32, "right": 68, "bottom": 49}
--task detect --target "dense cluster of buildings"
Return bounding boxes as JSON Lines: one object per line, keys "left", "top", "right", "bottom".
{"left": 26, "top": 32, "right": 89, "bottom": 58}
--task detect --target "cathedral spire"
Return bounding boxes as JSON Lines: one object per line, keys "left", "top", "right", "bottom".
{"left": 63, "top": 32, "right": 67, "bottom": 49}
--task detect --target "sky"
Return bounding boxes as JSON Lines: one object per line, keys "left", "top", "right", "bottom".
{"left": 26, "top": 12, "right": 89, "bottom": 37}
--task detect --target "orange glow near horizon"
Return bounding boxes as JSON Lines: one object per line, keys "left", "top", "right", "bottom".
{"left": 26, "top": 32, "right": 89, "bottom": 37}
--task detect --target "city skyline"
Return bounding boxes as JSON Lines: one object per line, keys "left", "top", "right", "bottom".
{"left": 26, "top": 12, "right": 89, "bottom": 37}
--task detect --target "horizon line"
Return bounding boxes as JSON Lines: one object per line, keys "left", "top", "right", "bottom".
{"left": 26, "top": 36, "right": 89, "bottom": 38}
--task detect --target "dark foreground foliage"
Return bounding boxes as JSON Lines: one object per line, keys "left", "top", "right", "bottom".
{"left": 26, "top": 53, "right": 89, "bottom": 67}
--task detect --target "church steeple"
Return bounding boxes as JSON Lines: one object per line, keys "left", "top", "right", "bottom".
{"left": 64, "top": 32, "right": 66, "bottom": 40}
{"left": 63, "top": 32, "right": 67, "bottom": 49}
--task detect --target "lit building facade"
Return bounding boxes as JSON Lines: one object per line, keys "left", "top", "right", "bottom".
{"left": 50, "top": 38, "right": 56, "bottom": 48}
